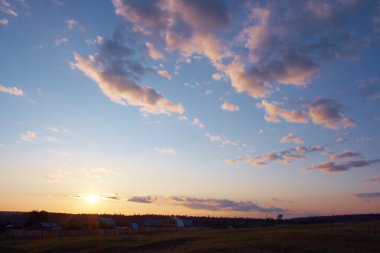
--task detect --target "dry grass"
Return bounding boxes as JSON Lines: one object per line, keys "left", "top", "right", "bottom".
{"left": 0, "top": 222, "right": 379, "bottom": 253}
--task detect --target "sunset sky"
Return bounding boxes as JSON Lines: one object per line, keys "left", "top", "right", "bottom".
{"left": 1, "top": 0, "right": 380, "bottom": 218}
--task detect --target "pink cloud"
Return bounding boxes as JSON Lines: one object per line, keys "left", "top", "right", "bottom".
{"left": 0, "top": 85, "right": 23, "bottom": 96}
{"left": 258, "top": 98, "right": 355, "bottom": 129}
{"left": 280, "top": 133, "right": 305, "bottom": 144}
{"left": 221, "top": 102, "right": 240, "bottom": 112}
{"left": 71, "top": 53, "right": 184, "bottom": 115}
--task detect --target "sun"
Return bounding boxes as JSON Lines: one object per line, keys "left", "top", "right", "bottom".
{"left": 85, "top": 194, "right": 100, "bottom": 204}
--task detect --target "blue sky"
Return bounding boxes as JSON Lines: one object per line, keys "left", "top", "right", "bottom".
{"left": 0, "top": 0, "right": 380, "bottom": 217}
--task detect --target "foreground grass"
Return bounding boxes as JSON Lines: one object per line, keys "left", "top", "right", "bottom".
{"left": 0, "top": 222, "right": 379, "bottom": 253}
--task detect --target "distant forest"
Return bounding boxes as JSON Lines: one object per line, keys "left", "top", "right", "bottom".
{"left": 1, "top": 211, "right": 380, "bottom": 231}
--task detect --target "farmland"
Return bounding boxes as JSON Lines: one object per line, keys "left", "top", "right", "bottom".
{"left": 1, "top": 221, "right": 379, "bottom": 253}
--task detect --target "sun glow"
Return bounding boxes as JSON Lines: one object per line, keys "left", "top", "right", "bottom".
{"left": 85, "top": 194, "right": 100, "bottom": 204}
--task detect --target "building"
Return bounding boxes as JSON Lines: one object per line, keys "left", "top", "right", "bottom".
{"left": 98, "top": 217, "right": 116, "bottom": 228}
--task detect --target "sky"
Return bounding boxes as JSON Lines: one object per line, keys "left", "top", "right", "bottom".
{"left": 0, "top": 0, "right": 380, "bottom": 218}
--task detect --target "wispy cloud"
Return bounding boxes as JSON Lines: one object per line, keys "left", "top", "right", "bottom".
{"left": 45, "top": 167, "right": 70, "bottom": 182}
{"left": 145, "top": 42, "right": 164, "bottom": 60}
{"left": 300, "top": 159, "right": 380, "bottom": 174}
{"left": 154, "top": 147, "right": 176, "bottom": 155}
{"left": 46, "top": 127, "right": 60, "bottom": 133}
{"left": 0, "top": 84, "right": 23, "bottom": 95}
{"left": 330, "top": 150, "right": 362, "bottom": 160}
{"left": 205, "top": 133, "right": 222, "bottom": 143}
{"left": 357, "top": 77, "right": 380, "bottom": 99}
{"left": 178, "top": 115, "right": 188, "bottom": 121}
{"left": 272, "top": 197, "right": 293, "bottom": 204}
{"left": 157, "top": 70, "right": 172, "bottom": 80}
{"left": 226, "top": 145, "right": 325, "bottom": 168}
{"left": 354, "top": 192, "right": 380, "bottom": 201}
{"left": 127, "top": 195, "right": 287, "bottom": 213}
{"left": 0, "top": 0, "right": 17, "bottom": 17}
{"left": 53, "top": 0, "right": 64, "bottom": 7}
{"left": 280, "top": 133, "right": 304, "bottom": 144}
{"left": 72, "top": 193, "right": 123, "bottom": 201}
{"left": 212, "top": 73, "right": 223, "bottom": 80}
{"left": 365, "top": 175, "right": 380, "bottom": 183}
{"left": 192, "top": 118, "right": 205, "bottom": 128}
{"left": 45, "top": 136, "right": 59, "bottom": 142}
{"left": 128, "top": 196, "right": 155, "bottom": 203}
{"left": 65, "top": 19, "right": 85, "bottom": 32}
{"left": 20, "top": 131, "right": 36, "bottom": 143}
{"left": 0, "top": 18, "right": 8, "bottom": 25}
{"left": 221, "top": 102, "right": 240, "bottom": 112}
{"left": 55, "top": 37, "right": 69, "bottom": 46}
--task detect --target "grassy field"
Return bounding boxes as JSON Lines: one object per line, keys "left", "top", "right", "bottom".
{"left": 0, "top": 222, "right": 379, "bottom": 253}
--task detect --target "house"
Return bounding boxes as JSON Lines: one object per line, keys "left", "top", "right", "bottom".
{"left": 130, "top": 223, "right": 139, "bottom": 230}
{"left": 172, "top": 217, "right": 184, "bottom": 227}
{"left": 33, "top": 222, "right": 61, "bottom": 230}
{"left": 143, "top": 217, "right": 177, "bottom": 227}
{"left": 98, "top": 217, "right": 116, "bottom": 228}
{"left": 183, "top": 219, "right": 194, "bottom": 227}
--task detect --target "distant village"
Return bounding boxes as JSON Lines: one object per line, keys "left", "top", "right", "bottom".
{"left": 1, "top": 211, "right": 379, "bottom": 238}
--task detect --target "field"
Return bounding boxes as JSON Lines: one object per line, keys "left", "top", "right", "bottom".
{"left": 0, "top": 222, "right": 379, "bottom": 253}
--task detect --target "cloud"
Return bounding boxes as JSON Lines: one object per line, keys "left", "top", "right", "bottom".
{"left": 72, "top": 193, "right": 123, "bottom": 201}
{"left": 365, "top": 175, "right": 380, "bottom": 183}
{"left": 330, "top": 150, "right": 362, "bottom": 160}
{"left": 221, "top": 102, "right": 240, "bottom": 112}
{"left": 45, "top": 167, "right": 70, "bottom": 182}
{"left": 0, "top": 1, "right": 17, "bottom": 17}
{"left": 0, "top": 84, "right": 23, "bottom": 95}
{"left": 65, "top": 19, "right": 85, "bottom": 31}
{"left": 309, "top": 97, "right": 356, "bottom": 129}
{"left": 71, "top": 50, "right": 184, "bottom": 115}
{"left": 336, "top": 137, "right": 347, "bottom": 143}
{"left": 257, "top": 99, "right": 308, "bottom": 123}
{"left": 127, "top": 195, "right": 286, "bottom": 213}
{"left": 55, "top": 37, "right": 69, "bottom": 46}
{"left": 300, "top": 159, "right": 380, "bottom": 174}
{"left": 223, "top": 56, "right": 272, "bottom": 98}
{"left": 169, "top": 196, "right": 285, "bottom": 213}
{"left": 128, "top": 196, "right": 155, "bottom": 204}
{"left": 112, "top": 0, "right": 230, "bottom": 65}
{"left": 145, "top": 42, "right": 164, "bottom": 60}
{"left": 205, "top": 132, "right": 243, "bottom": 149}
{"left": 354, "top": 192, "right": 380, "bottom": 201}
{"left": 178, "top": 115, "right": 188, "bottom": 121}
{"left": 110, "top": 0, "right": 365, "bottom": 101}
{"left": 212, "top": 73, "right": 223, "bottom": 80}
{"left": 357, "top": 77, "right": 380, "bottom": 99}
{"left": 20, "top": 131, "right": 36, "bottom": 143}
{"left": 157, "top": 70, "right": 172, "bottom": 79}
{"left": 53, "top": 0, "right": 64, "bottom": 6}
{"left": 205, "top": 89, "right": 213, "bottom": 95}
{"left": 85, "top": 35, "right": 104, "bottom": 46}
{"left": 192, "top": 118, "right": 204, "bottom": 128}
{"left": 272, "top": 197, "right": 293, "bottom": 204}
{"left": 280, "top": 133, "right": 304, "bottom": 144}
{"left": 227, "top": 145, "right": 325, "bottom": 168}
{"left": 233, "top": 1, "right": 366, "bottom": 96}
{"left": 205, "top": 133, "right": 222, "bottom": 143}
{"left": 0, "top": 18, "right": 8, "bottom": 25}
{"left": 45, "top": 136, "right": 59, "bottom": 142}
{"left": 154, "top": 147, "right": 176, "bottom": 155}
{"left": 258, "top": 98, "right": 355, "bottom": 129}
{"left": 374, "top": 2, "right": 380, "bottom": 33}
{"left": 47, "top": 127, "right": 60, "bottom": 133}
